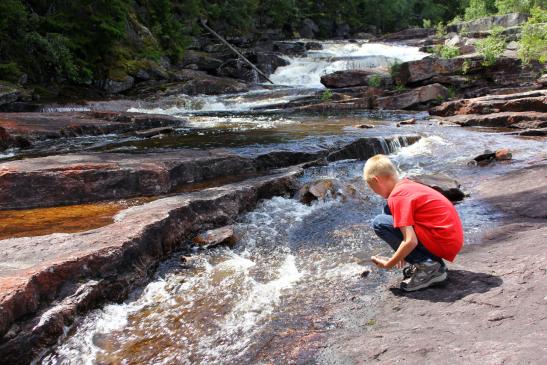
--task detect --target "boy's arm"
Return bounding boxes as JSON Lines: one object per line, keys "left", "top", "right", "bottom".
{"left": 372, "top": 226, "right": 418, "bottom": 269}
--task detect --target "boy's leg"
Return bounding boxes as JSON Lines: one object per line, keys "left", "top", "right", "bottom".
{"left": 372, "top": 208, "right": 444, "bottom": 265}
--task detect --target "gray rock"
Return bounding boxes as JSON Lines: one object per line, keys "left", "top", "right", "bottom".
{"left": 409, "top": 174, "right": 466, "bottom": 202}
{"left": 0, "top": 82, "right": 23, "bottom": 107}
{"left": 447, "top": 13, "right": 529, "bottom": 33}
{"left": 376, "top": 83, "right": 448, "bottom": 110}
{"left": 300, "top": 18, "right": 319, "bottom": 38}
{"left": 97, "top": 76, "right": 135, "bottom": 94}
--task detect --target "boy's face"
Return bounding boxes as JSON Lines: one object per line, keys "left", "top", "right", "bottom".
{"left": 366, "top": 175, "right": 392, "bottom": 199}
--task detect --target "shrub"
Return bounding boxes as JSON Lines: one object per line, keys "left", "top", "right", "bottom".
{"left": 368, "top": 74, "right": 382, "bottom": 87}
{"left": 321, "top": 89, "right": 333, "bottom": 101}
{"left": 518, "top": 6, "right": 547, "bottom": 64}
{"left": 395, "top": 82, "right": 406, "bottom": 91}
{"left": 389, "top": 60, "right": 402, "bottom": 78}
{"left": 434, "top": 44, "right": 461, "bottom": 58}
{"left": 435, "top": 22, "right": 447, "bottom": 38}
{"left": 476, "top": 26, "right": 507, "bottom": 66}
{"left": 461, "top": 59, "right": 472, "bottom": 74}
{"left": 423, "top": 19, "right": 433, "bottom": 28}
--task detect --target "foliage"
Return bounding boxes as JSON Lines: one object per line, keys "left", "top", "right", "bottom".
{"left": 423, "top": 19, "right": 433, "bottom": 28}
{"left": 495, "top": 0, "right": 537, "bottom": 14}
{"left": 0, "top": 63, "right": 23, "bottom": 83}
{"left": 395, "top": 82, "right": 407, "bottom": 91}
{"left": 435, "top": 22, "right": 448, "bottom": 38}
{"left": 461, "top": 59, "right": 472, "bottom": 74}
{"left": 368, "top": 74, "right": 382, "bottom": 87}
{"left": 464, "top": 0, "right": 497, "bottom": 20}
{"left": 434, "top": 44, "right": 461, "bottom": 58}
{"left": 321, "top": 89, "right": 333, "bottom": 101}
{"left": 518, "top": 6, "right": 547, "bottom": 64}
{"left": 389, "top": 60, "right": 402, "bottom": 78}
{"left": 447, "top": 85, "right": 457, "bottom": 98}
{"left": 476, "top": 26, "right": 507, "bottom": 66}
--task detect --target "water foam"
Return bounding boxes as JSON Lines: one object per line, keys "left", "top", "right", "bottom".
{"left": 270, "top": 41, "right": 428, "bottom": 87}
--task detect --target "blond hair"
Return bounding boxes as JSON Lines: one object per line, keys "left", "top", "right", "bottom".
{"left": 363, "top": 154, "right": 398, "bottom": 181}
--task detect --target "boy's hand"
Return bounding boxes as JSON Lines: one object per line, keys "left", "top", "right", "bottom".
{"left": 371, "top": 256, "right": 407, "bottom": 269}
{"left": 371, "top": 255, "right": 390, "bottom": 269}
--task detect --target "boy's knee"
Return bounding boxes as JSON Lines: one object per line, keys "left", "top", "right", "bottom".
{"left": 373, "top": 214, "right": 393, "bottom": 233}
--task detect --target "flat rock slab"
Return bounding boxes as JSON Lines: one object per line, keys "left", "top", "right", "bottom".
{"left": 445, "top": 111, "right": 547, "bottom": 128}
{"left": 0, "top": 167, "right": 301, "bottom": 363}
{"left": 0, "top": 135, "right": 421, "bottom": 210}
{"left": 0, "top": 111, "right": 187, "bottom": 140}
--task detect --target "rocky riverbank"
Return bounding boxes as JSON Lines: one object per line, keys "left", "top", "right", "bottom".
{"left": 319, "top": 161, "right": 547, "bottom": 364}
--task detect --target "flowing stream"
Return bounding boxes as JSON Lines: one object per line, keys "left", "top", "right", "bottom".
{"left": 38, "top": 41, "right": 546, "bottom": 364}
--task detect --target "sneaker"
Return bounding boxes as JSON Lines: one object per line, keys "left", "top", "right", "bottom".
{"left": 402, "top": 264, "right": 417, "bottom": 279}
{"left": 400, "top": 261, "right": 447, "bottom": 292}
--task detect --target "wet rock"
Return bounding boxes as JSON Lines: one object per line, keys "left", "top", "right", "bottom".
{"left": 321, "top": 70, "right": 392, "bottom": 89}
{"left": 360, "top": 269, "right": 371, "bottom": 278}
{"left": 519, "top": 128, "right": 547, "bottom": 136}
{"left": 96, "top": 75, "right": 135, "bottom": 94}
{"left": 376, "top": 83, "right": 448, "bottom": 110}
{"left": 327, "top": 135, "right": 421, "bottom": 162}
{"left": 447, "top": 13, "right": 529, "bottom": 33}
{"left": 273, "top": 41, "right": 306, "bottom": 56}
{"left": 354, "top": 124, "right": 374, "bottom": 129}
{"left": 193, "top": 226, "right": 237, "bottom": 248}
{"left": 297, "top": 179, "right": 336, "bottom": 204}
{"left": 409, "top": 174, "right": 466, "bottom": 202}
{"left": 134, "top": 126, "right": 175, "bottom": 138}
{"left": 495, "top": 148, "right": 512, "bottom": 161}
{"left": 538, "top": 74, "right": 547, "bottom": 87}
{"left": 470, "top": 148, "right": 512, "bottom": 166}
{"left": 305, "top": 41, "right": 323, "bottom": 50}
{"left": 0, "top": 168, "right": 301, "bottom": 364}
{"left": 397, "top": 118, "right": 416, "bottom": 126}
{"left": 0, "top": 126, "right": 32, "bottom": 151}
{"left": 179, "top": 50, "right": 223, "bottom": 72}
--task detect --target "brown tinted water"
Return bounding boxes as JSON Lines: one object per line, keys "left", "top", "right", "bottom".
{"left": 0, "top": 198, "right": 152, "bottom": 240}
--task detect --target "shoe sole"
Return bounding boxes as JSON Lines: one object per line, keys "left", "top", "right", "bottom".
{"left": 401, "top": 271, "right": 448, "bottom": 292}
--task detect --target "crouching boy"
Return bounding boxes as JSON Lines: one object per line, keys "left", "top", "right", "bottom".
{"left": 363, "top": 154, "right": 464, "bottom": 291}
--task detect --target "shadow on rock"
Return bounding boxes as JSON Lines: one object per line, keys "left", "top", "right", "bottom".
{"left": 389, "top": 269, "right": 503, "bottom": 303}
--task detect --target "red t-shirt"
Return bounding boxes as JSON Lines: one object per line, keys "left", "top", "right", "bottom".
{"left": 388, "top": 178, "right": 464, "bottom": 261}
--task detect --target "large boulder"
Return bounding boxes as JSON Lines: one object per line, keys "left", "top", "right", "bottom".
{"left": 376, "top": 83, "right": 448, "bottom": 110}
{"left": 179, "top": 50, "right": 223, "bottom": 72}
{"left": 96, "top": 76, "right": 135, "bottom": 94}
{"left": 396, "top": 55, "right": 483, "bottom": 85}
{"left": 321, "top": 70, "right": 392, "bottom": 89}
{"left": 447, "top": 13, "right": 529, "bottom": 33}
{"left": 0, "top": 82, "right": 23, "bottom": 107}
{"left": 166, "top": 70, "right": 249, "bottom": 95}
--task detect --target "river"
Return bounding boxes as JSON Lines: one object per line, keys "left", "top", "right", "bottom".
{"left": 38, "top": 40, "right": 546, "bottom": 364}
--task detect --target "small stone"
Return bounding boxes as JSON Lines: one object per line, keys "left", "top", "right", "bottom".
{"left": 193, "top": 226, "right": 237, "bottom": 248}
{"left": 360, "top": 269, "right": 371, "bottom": 278}
{"left": 354, "top": 124, "right": 374, "bottom": 129}
{"left": 495, "top": 148, "right": 512, "bottom": 161}
{"left": 398, "top": 118, "right": 416, "bottom": 125}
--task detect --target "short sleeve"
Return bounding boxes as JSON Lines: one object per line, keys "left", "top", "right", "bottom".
{"left": 388, "top": 196, "right": 415, "bottom": 227}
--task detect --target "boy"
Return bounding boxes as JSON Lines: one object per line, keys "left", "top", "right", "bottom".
{"left": 363, "top": 154, "right": 464, "bottom": 291}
